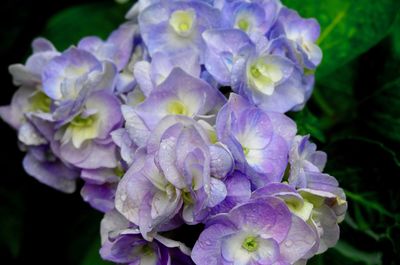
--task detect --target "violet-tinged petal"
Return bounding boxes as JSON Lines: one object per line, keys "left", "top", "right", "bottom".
{"left": 121, "top": 105, "right": 151, "bottom": 148}
{"left": 133, "top": 60, "right": 153, "bottom": 96}
{"left": 202, "top": 29, "right": 253, "bottom": 85}
{"left": 151, "top": 51, "right": 201, "bottom": 81}
{"left": 192, "top": 223, "right": 237, "bottom": 265}
{"left": 81, "top": 168, "right": 120, "bottom": 185}
{"left": 210, "top": 171, "right": 251, "bottom": 216}
{"left": 79, "top": 23, "right": 137, "bottom": 71}
{"left": 32, "top": 37, "right": 57, "bottom": 53}
{"left": 279, "top": 215, "right": 317, "bottom": 263}
{"left": 229, "top": 197, "right": 291, "bottom": 242}
{"left": 217, "top": 93, "right": 291, "bottom": 186}
{"left": 42, "top": 47, "right": 102, "bottom": 100}
{"left": 85, "top": 91, "right": 122, "bottom": 139}
{"left": 0, "top": 86, "right": 34, "bottom": 130}
{"left": 135, "top": 68, "right": 225, "bottom": 130}
{"left": 115, "top": 151, "right": 150, "bottom": 224}
{"left": 139, "top": 0, "right": 221, "bottom": 61}
{"left": 273, "top": 8, "right": 322, "bottom": 69}
{"left": 209, "top": 144, "right": 234, "bottom": 179}
{"left": 111, "top": 128, "right": 137, "bottom": 165}
{"left": 207, "top": 178, "right": 228, "bottom": 207}
{"left": 289, "top": 136, "right": 327, "bottom": 187}
{"left": 18, "top": 122, "right": 47, "bottom": 146}
{"left": 311, "top": 205, "right": 340, "bottom": 254}
{"left": 267, "top": 112, "right": 297, "bottom": 146}
{"left": 221, "top": 233, "right": 279, "bottom": 265}
{"left": 100, "top": 209, "right": 132, "bottom": 244}
{"left": 23, "top": 150, "right": 78, "bottom": 193}
{"left": 154, "top": 234, "right": 191, "bottom": 256}
{"left": 81, "top": 182, "right": 117, "bottom": 212}
{"left": 58, "top": 140, "right": 118, "bottom": 169}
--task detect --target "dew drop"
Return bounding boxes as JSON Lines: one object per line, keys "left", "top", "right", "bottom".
{"left": 201, "top": 240, "right": 212, "bottom": 247}
{"left": 284, "top": 240, "right": 293, "bottom": 247}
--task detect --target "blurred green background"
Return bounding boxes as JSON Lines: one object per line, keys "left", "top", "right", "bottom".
{"left": 1, "top": 0, "right": 400, "bottom": 264}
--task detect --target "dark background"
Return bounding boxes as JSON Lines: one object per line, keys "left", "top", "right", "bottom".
{"left": 1, "top": 0, "right": 400, "bottom": 264}
{"left": 0, "top": 1, "right": 114, "bottom": 264}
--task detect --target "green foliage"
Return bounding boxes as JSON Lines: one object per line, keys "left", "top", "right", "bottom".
{"left": 322, "top": 137, "right": 400, "bottom": 264}
{"left": 42, "top": 1, "right": 131, "bottom": 50}
{"left": 365, "top": 78, "right": 400, "bottom": 143}
{"left": 392, "top": 13, "right": 400, "bottom": 58}
{"left": 309, "top": 241, "right": 383, "bottom": 265}
{"left": 289, "top": 107, "right": 326, "bottom": 143}
{"left": 283, "top": 0, "right": 400, "bottom": 77}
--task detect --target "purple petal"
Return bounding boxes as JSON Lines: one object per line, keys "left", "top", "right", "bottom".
{"left": 23, "top": 150, "right": 78, "bottom": 193}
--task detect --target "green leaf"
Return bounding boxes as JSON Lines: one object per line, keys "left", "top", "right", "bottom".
{"left": 334, "top": 241, "right": 382, "bottom": 265}
{"left": 308, "top": 241, "right": 383, "bottom": 265}
{"left": 363, "top": 78, "right": 400, "bottom": 143}
{"left": 391, "top": 12, "right": 400, "bottom": 58}
{"left": 312, "top": 62, "right": 357, "bottom": 121}
{"left": 42, "top": 1, "right": 131, "bottom": 50}
{"left": 283, "top": 0, "right": 400, "bottom": 77}
{"left": 289, "top": 107, "right": 326, "bottom": 142}
{"left": 323, "top": 137, "right": 400, "bottom": 261}
{"left": 80, "top": 237, "right": 113, "bottom": 265}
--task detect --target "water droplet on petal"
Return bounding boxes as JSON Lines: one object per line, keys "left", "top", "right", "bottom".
{"left": 284, "top": 240, "right": 293, "bottom": 247}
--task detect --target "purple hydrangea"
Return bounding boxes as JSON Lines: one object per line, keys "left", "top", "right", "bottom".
{"left": 216, "top": 93, "right": 296, "bottom": 188}
{"left": 100, "top": 209, "right": 191, "bottom": 264}
{"left": 0, "top": 0, "right": 348, "bottom": 264}
{"left": 192, "top": 196, "right": 317, "bottom": 265}
{"left": 115, "top": 115, "right": 234, "bottom": 239}
{"left": 139, "top": 0, "right": 221, "bottom": 61}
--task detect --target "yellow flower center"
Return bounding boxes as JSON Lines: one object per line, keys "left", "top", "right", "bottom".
{"left": 242, "top": 236, "right": 258, "bottom": 252}
{"left": 167, "top": 100, "right": 188, "bottom": 115}
{"left": 169, "top": 9, "right": 196, "bottom": 37}
{"left": 29, "top": 91, "right": 52, "bottom": 113}
{"left": 237, "top": 18, "right": 250, "bottom": 32}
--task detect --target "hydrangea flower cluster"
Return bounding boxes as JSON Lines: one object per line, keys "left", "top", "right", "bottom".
{"left": 1, "top": 0, "right": 347, "bottom": 264}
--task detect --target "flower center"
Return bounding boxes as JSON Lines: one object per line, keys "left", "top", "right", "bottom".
{"left": 248, "top": 58, "right": 283, "bottom": 96}
{"left": 250, "top": 65, "right": 262, "bottom": 79}
{"left": 242, "top": 236, "right": 259, "bottom": 252}
{"left": 141, "top": 244, "right": 154, "bottom": 256}
{"left": 167, "top": 100, "right": 188, "bottom": 115}
{"left": 242, "top": 146, "right": 250, "bottom": 156}
{"left": 29, "top": 91, "right": 52, "bottom": 113}
{"left": 237, "top": 18, "right": 250, "bottom": 32}
{"left": 59, "top": 113, "right": 99, "bottom": 148}
{"left": 70, "top": 114, "right": 96, "bottom": 127}
{"left": 182, "top": 190, "right": 194, "bottom": 205}
{"left": 169, "top": 9, "right": 196, "bottom": 37}
{"left": 114, "top": 165, "right": 125, "bottom": 178}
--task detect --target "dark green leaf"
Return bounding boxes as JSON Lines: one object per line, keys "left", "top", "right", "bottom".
{"left": 283, "top": 0, "right": 400, "bottom": 77}
{"left": 312, "top": 62, "right": 357, "bottom": 121}
{"left": 42, "top": 1, "right": 131, "bottom": 50}
{"left": 391, "top": 12, "right": 400, "bottom": 58}
{"left": 363, "top": 78, "right": 400, "bottom": 143}
{"left": 289, "top": 107, "right": 326, "bottom": 142}
{"left": 308, "top": 241, "right": 382, "bottom": 265}
{"left": 323, "top": 137, "right": 400, "bottom": 262}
